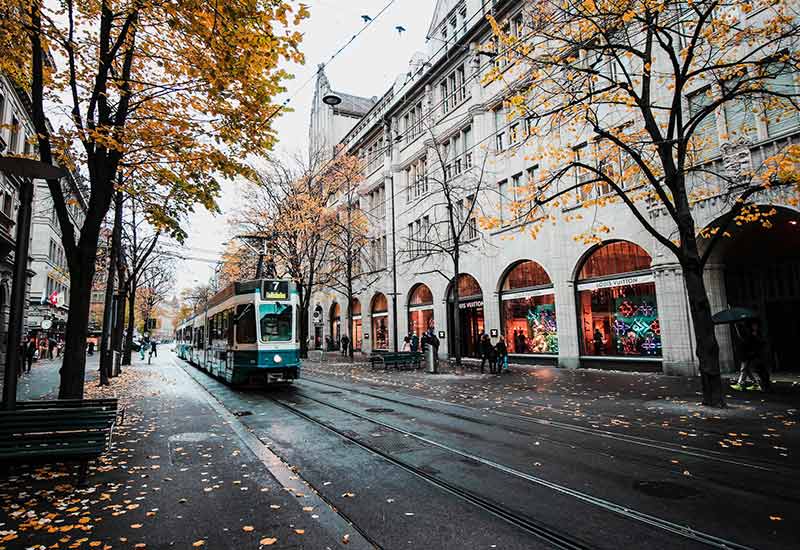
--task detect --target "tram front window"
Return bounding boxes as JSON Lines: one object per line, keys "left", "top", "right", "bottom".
{"left": 236, "top": 304, "right": 257, "bottom": 344}
{"left": 259, "top": 303, "right": 293, "bottom": 342}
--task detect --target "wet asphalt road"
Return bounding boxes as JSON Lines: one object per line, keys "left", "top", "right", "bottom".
{"left": 174, "top": 353, "right": 799, "bottom": 550}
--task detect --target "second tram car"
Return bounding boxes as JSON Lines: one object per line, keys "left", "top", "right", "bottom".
{"left": 174, "top": 279, "right": 301, "bottom": 385}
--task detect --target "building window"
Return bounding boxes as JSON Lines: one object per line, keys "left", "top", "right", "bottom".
{"left": 764, "top": 69, "right": 800, "bottom": 138}
{"left": 2, "top": 192, "right": 12, "bottom": 217}
{"left": 576, "top": 241, "right": 660, "bottom": 358}
{"left": 371, "top": 293, "right": 389, "bottom": 350}
{"left": 9, "top": 116, "right": 19, "bottom": 154}
{"left": 687, "top": 87, "right": 720, "bottom": 160}
{"left": 408, "top": 283, "right": 434, "bottom": 339}
{"left": 500, "top": 260, "right": 557, "bottom": 354}
{"left": 494, "top": 108, "right": 506, "bottom": 152}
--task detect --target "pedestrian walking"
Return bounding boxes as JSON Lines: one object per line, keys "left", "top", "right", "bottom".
{"left": 140, "top": 336, "right": 149, "bottom": 361}
{"left": 487, "top": 342, "right": 499, "bottom": 374}
{"left": 341, "top": 334, "right": 350, "bottom": 356}
{"left": 495, "top": 336, "right": 508, "bottom": 375}
{"left": 410, "top": 333, "right": 419, "bottom": 352}
{"left": 479, "top": 333, "right": 492, "bottom": 373}
{"left": 732, "top": 321, "right": 771, "bottom": 391}
{"left": 401, "top": 336, "right": 411, "bottom": 352}
{"left": 87, "top": 340, "right": 95, "bottom": 356}
{"left": 48, "top": 338, "right": 56, "bottom": 360}
{"left": 24, "top": 336, "right": 36, "bottom": 373}
{"left": 148, "top": 340, "right": 158, "bottom": 364}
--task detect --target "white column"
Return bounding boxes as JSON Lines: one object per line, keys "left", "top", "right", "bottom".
{"left": 554, "top": 280, "right": 580, "bottom": 369}
{"left": 704, "top": 263, "right": 736, "bottom": 373}
{"left": 654, "top": 263, "right": 698, "bottom": 376}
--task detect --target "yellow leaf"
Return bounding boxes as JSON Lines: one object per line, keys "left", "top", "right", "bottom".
{"left": 259, "top": 538, "right": 277, "bottom": 546}
{"left": 295, "top": 529, "right": 305, "bottom": 535}
{"left": 769, "top": 515, "right": 782, "bottom": 521}
{"left": 131, "top": 524, "right": 143, "bottom": 529}
{"left": 192, "top": 541, "right": 205, "bottom": 547}
{"left": 243, "top": 526, "right": 254, "bottom": 532}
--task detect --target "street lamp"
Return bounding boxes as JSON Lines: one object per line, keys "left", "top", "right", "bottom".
{"left": 0, "top": 156, "right": 68, "bottom": 410}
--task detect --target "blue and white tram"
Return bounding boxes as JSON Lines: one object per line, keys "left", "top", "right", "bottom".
{"left": 174, "top": 279, "right": 301, "bottom": 385}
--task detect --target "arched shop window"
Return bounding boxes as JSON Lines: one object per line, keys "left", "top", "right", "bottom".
{"left": 576, "top": 241, "right": 661, "bottom": 358}
{"left": 447, "top": 274, "right": 484, "bottom": 358}
{"left": 499, "top": 261, "right": 557, "bottom": 354}
{"left": 371, "top": 293, "right": 389, "bottom": 350}
{"left": 408, "top": 284, "right": 434, "bottom": 339}
{"left": 330, "top": 302, "right": 341, "bottom": 350}
{"left": 350, "top": 299, "right": 363, "bottom": 351}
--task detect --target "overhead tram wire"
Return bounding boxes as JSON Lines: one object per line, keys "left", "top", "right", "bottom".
{"left": 257, "top": 0, "right": 398, "bottom": 131}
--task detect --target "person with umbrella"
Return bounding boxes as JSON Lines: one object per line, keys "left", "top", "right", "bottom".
{"left": 713, "top": 307, "right": 771, "bottom": 392}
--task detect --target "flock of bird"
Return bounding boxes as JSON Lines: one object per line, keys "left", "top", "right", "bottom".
{"left": 360, "top": 13, "right": 406, "bottom": 34}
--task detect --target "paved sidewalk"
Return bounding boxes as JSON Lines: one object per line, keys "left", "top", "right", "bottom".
{"left": 1, "top": 353, "right": 355, "bottom": 549}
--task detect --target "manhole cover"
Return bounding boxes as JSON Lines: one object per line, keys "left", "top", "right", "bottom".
{"left": 634, "top": 480, "right": 701, "bottom": 499}
{"left": 365, "top": 408, "right": 394, "bottom": 413}
{"left": 234, "top": 410, "right": 253, "bottom": 417}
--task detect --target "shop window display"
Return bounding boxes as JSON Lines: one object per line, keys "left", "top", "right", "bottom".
{"left": 351, "top": 299, "right": 362, "bottom": 350}
{"left": 576, "top": 241, "right": 660, "bottom": 358}
{"left": 371, "top": 293, "right": 389, "bottom": 350}
{"left": 500, "top": 261, "right": 557, "bottom": 354}
{"left": 408, "top": 284, "right": 435, "bottom": 337}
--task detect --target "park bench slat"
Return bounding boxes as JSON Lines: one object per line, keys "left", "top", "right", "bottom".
{"left": 0, "top": 401, "right": 118, "bottom": 486}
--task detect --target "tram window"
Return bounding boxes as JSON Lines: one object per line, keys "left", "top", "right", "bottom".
{"left": 236, "top": 304, "right": 257, "bottom": 344}
{"left": 259, "top": 303, "right": 293, "bottom": 342}
{"left": 226, "top": 309, "right": 234, "bottom": 346}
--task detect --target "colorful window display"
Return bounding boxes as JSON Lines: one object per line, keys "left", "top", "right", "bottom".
{"left": 576, "top": 241, "right": 660, "bottom": 358}
{"left": 371, "top": 293, "right": 389, "bottom": 350}
{"left": 502, "top": 294, "right": 558, "bottom": 354}
{"left": 408, "top": 284, "right": 434, "bottom": 337}
{"left": 500, "top": 261, "right": 557, "bottom": 354}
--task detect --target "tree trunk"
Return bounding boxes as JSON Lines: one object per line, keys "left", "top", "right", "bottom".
{"left": 298, "top": 284, "right": 309, "bottom": 359}
{"left": 58, "top": 258, "right": 94, "bottom": 399}
{"left": 346, "top": 264, "right": 353, "bottom": 361}
{"left": 451, "top": 251, "right": 461, "bottom": 366}
{"left": 122, "top": 284, "right": 137, "bottom": 365}
{"left": 682, "top": 261, "right": 726, "bottom": 407}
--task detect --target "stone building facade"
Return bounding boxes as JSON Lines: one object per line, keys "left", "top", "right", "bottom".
{"left": 308, "top": 0, "right": 800, "bottom": 376}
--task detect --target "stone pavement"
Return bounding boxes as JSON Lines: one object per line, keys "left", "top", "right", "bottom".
{"left": 1, "top": 352, "right": 360, "bottom": 550}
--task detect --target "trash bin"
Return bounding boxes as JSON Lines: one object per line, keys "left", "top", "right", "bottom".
{"left": 426, "top": 345, "right": 436, "bottom": 374}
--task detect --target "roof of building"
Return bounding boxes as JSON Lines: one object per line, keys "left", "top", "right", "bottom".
{"left": 332, "top": 91, "right": 377, "bottom": 117}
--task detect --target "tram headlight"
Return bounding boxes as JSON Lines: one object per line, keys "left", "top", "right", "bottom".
{"left": 273, "top": 354, "right": 283, "bottom": 363}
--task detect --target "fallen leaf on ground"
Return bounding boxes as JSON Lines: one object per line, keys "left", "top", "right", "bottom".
{"left": 192, "top": 541, "right": 205, "bottom": 547}
{"left": 259, "top": 537, "right": 277, "bottom": 546}
{"left": 243, "top": 526, "right": 254, "bottom": 532}
{"left": 295, "top": 529, "right": 305, "bottom": 534}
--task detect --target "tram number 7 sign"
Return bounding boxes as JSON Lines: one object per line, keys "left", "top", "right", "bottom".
{"left": 262, "top": 280, "right": 289, "bottom": 300}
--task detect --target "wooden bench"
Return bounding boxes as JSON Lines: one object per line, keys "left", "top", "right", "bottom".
{"left": 16, "top": 398, "right": 124, "bottom": 425}
{"left": 0, "top": 400, "right": 119, "bottom": 485}
{"left": 369, "top": 352, "right": 422, "bottom": 371}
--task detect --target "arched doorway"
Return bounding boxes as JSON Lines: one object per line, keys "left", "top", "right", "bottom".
{"left": 447, "top": 274, "right": 484, "bottom": 358}
{"left": 499, "top": 261, "right": 557, "bottom": 354}
{"left": 313, "top": 304, "right": 323, "bottom": 349}
{"left": 371, "top": 293, "right": 389, "bottom": 350}
{"left": 329, "top": 302, "right": 341, "bottom": 351}
{"left": 576, "top": 241, "right": 661, "bottom": 358}
{"left": 408, "top": 284, "right": 434, "bottom": 339}
{"left": 717, "top": 208, "right": 800, "bottom": 372}
{"left": 350, "top": 298, "right": 363, "bottom": 351}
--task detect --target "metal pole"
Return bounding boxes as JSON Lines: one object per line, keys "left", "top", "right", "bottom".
{"left": 390, "top": 175, "right": 399, "bottom": 353}
{"left": 2, "top": 176, "right": 34, "bottom": 410}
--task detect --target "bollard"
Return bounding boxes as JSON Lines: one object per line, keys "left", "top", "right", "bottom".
{"left": 426, "top": 345, "right": 436, "bottom": 374}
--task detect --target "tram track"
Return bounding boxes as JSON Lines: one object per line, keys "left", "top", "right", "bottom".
{"left": 301, "top": 376, "right": 795, "bottom": 476}
{"left": 271, "top": 388, "right": 755, "bottom": 550}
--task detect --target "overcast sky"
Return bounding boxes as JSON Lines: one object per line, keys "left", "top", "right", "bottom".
{"left": 173, "top": 0, "right": 432, "bottom": 295}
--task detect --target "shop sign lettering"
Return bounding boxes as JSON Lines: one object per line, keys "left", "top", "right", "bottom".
{"left": 577, "top": 273, "right": 654, "bottom": 292}
{"left": 458, "top": 300, "right": 484, "bottom": 309}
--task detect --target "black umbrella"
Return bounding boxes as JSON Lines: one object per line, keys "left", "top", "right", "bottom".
{"left": 712, "top": 307, "right": 758, "bottom": 325}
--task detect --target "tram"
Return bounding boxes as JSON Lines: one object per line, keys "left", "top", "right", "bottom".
{"left": 174, "top": 279, "right": 301, "bottom": 385}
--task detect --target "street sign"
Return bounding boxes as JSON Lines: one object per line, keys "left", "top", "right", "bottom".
{"left": 438, "top": 331, "right": 445, "bottom": 339}
{"left": 40, "top": 319, "right": 52, "bottom": 330}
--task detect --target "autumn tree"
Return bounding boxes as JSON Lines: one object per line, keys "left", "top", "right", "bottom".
{"left": 405, "top": 124, "right": 493, "bottom": 366}
{"left": 233, "top": 150, "right": 336, "bottom": 357}
{"left": 136, "top": 257, "right": 175, "bottom": 335}
{"left": 320, "top": 152, "right": 385, "bottom": 359}
{"left": 486, "top": 0, "right": 800, "bottom": 405}
{"left": 0, "top": 0, "right": 307, "bottom": 398}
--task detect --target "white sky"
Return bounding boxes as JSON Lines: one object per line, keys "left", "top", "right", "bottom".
{"left": 174, "top": 0, "right": 432, "bottom": 296}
